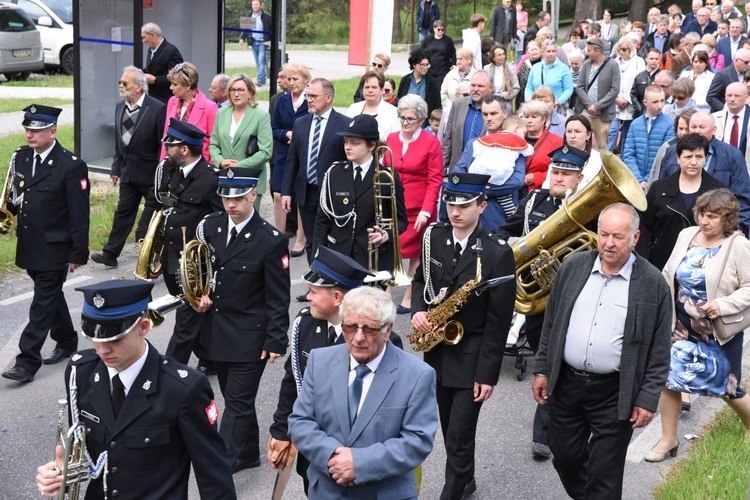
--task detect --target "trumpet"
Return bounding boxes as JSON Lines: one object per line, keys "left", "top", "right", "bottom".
{"left": 54, "top": 399, "right": 89, "bottom": 500}
{"left": 370, "top": 146, "right": 411, "bottom": 287}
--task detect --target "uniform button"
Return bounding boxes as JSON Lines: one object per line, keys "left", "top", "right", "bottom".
{"left": 111, "top": 490, "right": 119, "bottom": 498}
{"left": 144, "top": 437, "right": 150, "bottom": 444}
{"left": 169, "top": 226, "right": 173, "bottom": 230}
{"left": 220, "top": 266, "right": 224, "bottom": 271}
{"left": 215, "top": 295, "right": 220, "bottom": 299}
{"left": 217, "top": 282, "right": 221, "bottom": 286}
{"left": 110, "top": 467, "right": 119, "bottom": 474}
{"left": 110, "top": 441, "right": 117, "bottom": 449}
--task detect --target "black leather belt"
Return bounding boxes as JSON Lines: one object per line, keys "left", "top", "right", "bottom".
{"left": 564, "top": 364, "right": 618, "bottom": 381}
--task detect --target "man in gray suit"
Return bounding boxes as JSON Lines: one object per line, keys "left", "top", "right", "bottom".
{"left": 574, "top": 38, "right": 620, "bottom": 149}
{"left": 442, "top": 70, "right": 493, "bottom": 173}
{"left": 532, "top": 203, "right": 672, "bottom": 500}
{"left": 289, "top": 287, "right": 438, "bottom": 499}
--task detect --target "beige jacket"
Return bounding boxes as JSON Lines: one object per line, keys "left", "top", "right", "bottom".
{"left": 662, "top": 226, "right": 750, "bottom": 344}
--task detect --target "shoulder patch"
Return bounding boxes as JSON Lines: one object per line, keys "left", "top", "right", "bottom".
{"left": 69, "top": 349, "right": 98, "bottom": 365}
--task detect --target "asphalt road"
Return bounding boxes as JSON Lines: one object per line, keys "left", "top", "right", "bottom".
{"left": 0, "top": 201, "right": 741, "bottom": 499}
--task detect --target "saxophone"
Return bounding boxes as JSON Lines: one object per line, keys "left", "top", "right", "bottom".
{"left": 409, "top": 240, "right": 483, "bottom": 352}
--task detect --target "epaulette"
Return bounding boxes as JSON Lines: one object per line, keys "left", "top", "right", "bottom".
{"left": 260, "top": 220, "right": 285, "bottom": 238}
{"left": 160, "top": 357, "right": 198, "bottom": 386}
{"left": 15, "top": 145, "right": 30, "bottom": 152}
{"left": 69, "top": 349, "right": 99, "bottom": 365}
{"left": 61, "top": 149, "right": 80, "bottom": 161}
{"left": 486, "top": 231, "right": 508, "bottom": 246}
{"left": 203, "top": 211, "right": 224, "bottom": 220}
{"left": 431, "top": 221, "right": 451, "bottom": 230}
{"left": 296, "top": 307, "right": 312, "bottom": 319}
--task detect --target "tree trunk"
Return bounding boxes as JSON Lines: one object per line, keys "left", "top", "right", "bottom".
{"left": 629, "top": 0, "right": 649, "bottom": 23}
{"left": 574, "top": 0, "right": 602, "bottom": 26}
{"left": 393, "top": 0, "right": 402, "bottom": 42}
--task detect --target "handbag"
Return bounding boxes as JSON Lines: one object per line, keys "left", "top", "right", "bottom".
{"left": 246, "top": 136, "right": 259, "bottom": 157}
{"left": 710, "top": 234, "right": 750, "bottom": 342}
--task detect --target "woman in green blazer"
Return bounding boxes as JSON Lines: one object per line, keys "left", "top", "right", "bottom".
{"left": 209, "top": 73, "right": 273, "bottom": 207}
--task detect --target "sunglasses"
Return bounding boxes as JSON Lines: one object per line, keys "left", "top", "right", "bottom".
{"left": 371, "top": 62, "right": 385, "bottom": 68}
{"left": 342, "top": 323, "right": 385, "bottom": 336}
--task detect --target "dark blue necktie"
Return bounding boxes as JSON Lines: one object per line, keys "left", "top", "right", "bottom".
{"left": 348, "top": 364, "right": 370, "bottom": 425}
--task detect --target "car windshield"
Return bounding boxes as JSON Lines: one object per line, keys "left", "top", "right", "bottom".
{"left": 41, "top": 0, "right": 71, "bottom": 24}
{"left": 0, "top": 8, "right": 36, "bottom": 31}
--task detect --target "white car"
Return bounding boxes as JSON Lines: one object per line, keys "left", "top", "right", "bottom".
{"left": 13, "top": 0, "right": 72, "bottom": 74}
{"left": 0, "top": 2, "right": 43, "bottom": 80}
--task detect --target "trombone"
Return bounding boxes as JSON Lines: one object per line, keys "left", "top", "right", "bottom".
{"left": 370, "top": 146, "right": 411, "bottom": 287}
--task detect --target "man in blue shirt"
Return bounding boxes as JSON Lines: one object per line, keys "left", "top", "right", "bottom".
{"left": 239, "top": 0, "right": 271, "bottom": 86}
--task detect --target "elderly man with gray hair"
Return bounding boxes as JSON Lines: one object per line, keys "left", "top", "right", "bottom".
{"left": 140, "top": 22, "right": 183, "bottom": 103}
{"left": 706, "top": 47, "right": 750, "bottom": 111}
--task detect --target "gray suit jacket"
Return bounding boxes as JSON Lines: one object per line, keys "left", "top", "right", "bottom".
{"left": 442, "top": 97, "right": 486, "bottom": 173}
{"left": 574, "top": 58, "right": 621, "bottom": 122}
{"left": 288, "top": 342, "right": 438, "bottom": 499}
{"left": 534, "top": 251, "right": 672, "bottom": 420}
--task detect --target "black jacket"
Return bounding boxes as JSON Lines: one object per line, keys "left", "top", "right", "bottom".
{"left": 637, "top": 170, "right": 727, "bottom": 270}
{"left": 198, "top": 210, "right": 290, "bottom": 362}
{"left": 143, "top": 38, "right": 184, "bottom": 103}
{"left": 397, "top": 72, "right": 441, "bottom": 115}
{"left": 411, "top": 222, "right": 516, "bottom": 388}
{"left": 239, "top": 10, "right": 272, "bottom": 43}
{"left": 112, "top": 94, "right": 166, "bottom": 185}
{"left": 10, "top": 142, "right": 89, "bottom": 270}
{"left": 65, "top": 344, "right": 236, "bottom": 499}
{"left": 314, "top": 160, "right": 408, "bottom": 272}
{"left": 630, "top": 68, "right": 659, "bottom": 118}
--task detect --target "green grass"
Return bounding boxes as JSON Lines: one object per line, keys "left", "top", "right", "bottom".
{"left": 653, "top": 406, "right": 750, "bottom": 499}
{"left": 0, "top": 125, "right": 127, "bottom": 272}
{"left": 3, "top": 72, "right": 73, "bottom": 87}
{"left": 0, "top": 98, "right": 73, "bottom": 115}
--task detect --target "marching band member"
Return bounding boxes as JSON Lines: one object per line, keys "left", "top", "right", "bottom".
{"left": 151, "top": 118, "right": 222, "bottom": 370}
{"left": 411, "top": 172, "right": 515, "bottom": 500}
{"left": 313, "top": 114, "right": 408, "bottom": 276}
{"left": 496, "top": 144, "right": 589, "bottom": 460}
{"left": 35, "top": 279, "right": 235, "bottom": 499}
{"left": 192, "top": 167, "right": 291, "bottom": 473}
{"left": 267, "top": 246, "right": 403, "bottom": 494}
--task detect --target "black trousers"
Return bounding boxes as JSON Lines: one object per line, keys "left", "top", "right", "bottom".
{"left": 525, "top": 313, "right": 549, "bottom": 445}
{"left": 16, "top": 268, "right": 77, "bottom": 374}
{"left": 163, "top": 272, "right": 207, "bottom": 365}
{"left": 548, "top": 368, "right": 633, "bottom": 500}
{"left": 436, "top": 384, "right": 484, "bottom": 500}
{"left": 103, "top": 181, "right": 153, "bottom": 257}
{"left": 214, "top": 359, "right": 267, "bottom": 464}
{"left": 299, "top": 182, "right": 319, "bottom": 264}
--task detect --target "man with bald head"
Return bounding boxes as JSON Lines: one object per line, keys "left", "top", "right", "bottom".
{"left": 660, "top": 111, "right": 750, "bottom": 232}
{"left": 682, "top": 0, "right": 703, "bottom": 29}
{"left": 716, "top": 18, "right": 748, "bottom": 64}
{"left": 685, "top": 7, "right": 718, "bottom": 36}
{"left": 442, "top": 70, "right": 493, "bottom": 172}
{"left": 706, "top": 48, "right": 750, "bottom": 111}
{"left": 714, "top": 82, "right": 750, "bottom": 160}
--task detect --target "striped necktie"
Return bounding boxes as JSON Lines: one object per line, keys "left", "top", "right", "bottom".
{"left": 307, "top": 116, "right": 323, "bottom": 184}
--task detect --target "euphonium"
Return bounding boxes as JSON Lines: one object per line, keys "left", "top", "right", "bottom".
{"left": 512, "top": 150, "right": 647, "bottom": 315}
{"left": 0, "top": 151, "right": 18, "bottom": 235}
{"left": 409, "top": 240, "right": 483, "bottom": 352}
{"left": 134, "top": 209, "right": 166, "bottom": 281}
{"left": 55, "top": 399, "right": 89, "bottom": 500}
{"left": 370, "top": 145, "right": 411, "bottom": 287}
{"left": 177, "top": 226, "right": 212, "bottom": 308}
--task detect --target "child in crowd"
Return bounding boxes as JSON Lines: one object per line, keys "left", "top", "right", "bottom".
{"left": 424, "top": 109, "right": 442, "bottom": 135}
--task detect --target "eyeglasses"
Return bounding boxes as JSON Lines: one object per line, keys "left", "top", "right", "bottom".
{"left": 417, "top": 62, "right": 431, "bottom": 68}
{"left": 659, "top": 84, "right": 672, "bottom": 89}
{"left": 740, "top": 59, "right": 750, "bottom": 65}
{"left": 434, "top": 28, "right": 445, "bottom": 32}
{"left": 398, "top": 116, "right": 420, "bottom": 123}
{"left": 117, "top": 80, "right": 131, "bottom": 87}
{"left": 371, "top": 62, "right": 385, "bottom": 68}
{"left": 306, "top": 93, "right": 330, "bottom": 100}
{"left": 228, "top": 88, "right": 248, "bottom": 94}
{"left": 341, "top": 323, "right": 386, "bottom": 336}
{"left": 461, "top": 93, "right": 471, "bottom": 97}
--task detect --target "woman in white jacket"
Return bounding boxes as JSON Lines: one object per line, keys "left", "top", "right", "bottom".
{"left": 607, "top": 36, "right": 645, "bottom": 152}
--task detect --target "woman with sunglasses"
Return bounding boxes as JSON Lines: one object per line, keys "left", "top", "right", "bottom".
{"left": 353, "top": 53, "right": 391, "bottom": 103}
{"left": 420, "top": 20, "right": 455, "bottom": 85}
{"left": 383, "top": 78, "right": 398, "bottom": 105}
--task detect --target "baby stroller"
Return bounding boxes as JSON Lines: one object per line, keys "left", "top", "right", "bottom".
{"left": 504, "top": 312, "right": 536, "bottom": 380}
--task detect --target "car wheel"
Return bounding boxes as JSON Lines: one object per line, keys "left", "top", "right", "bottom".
{"left": 61, "top": 47, "right": 74, "bottom": 75}
{"left": 5, "top": 72, "right": 31, "bottom": 81}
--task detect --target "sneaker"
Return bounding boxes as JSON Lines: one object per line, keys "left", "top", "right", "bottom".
{"left": 90, "top": 251, "right": 118, "bottom": 268}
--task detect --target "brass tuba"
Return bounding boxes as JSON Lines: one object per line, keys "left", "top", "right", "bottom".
{"left": 177, "top": 226, "right": 212, "bottom": 308}
{"left": 370, "top": 146, "right": 411, "bottom": 287}
{"left": 512, "top": 150, "right": 647, "bottom": 315}
{"left": 54, "top": 399, "right": 89, "bottom": 500}
{"left": 0, "top": 151, "right": 18, "bottom": 235}
{"left": 134, "top": 209, "right": 166, "bottom": 281}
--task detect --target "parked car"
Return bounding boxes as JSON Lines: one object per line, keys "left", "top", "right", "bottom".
{"left": 12, "top": 0, "right": 71, "bottom": 74}
{"left": 0, "top": 2, "right": 43, "bottom": 80}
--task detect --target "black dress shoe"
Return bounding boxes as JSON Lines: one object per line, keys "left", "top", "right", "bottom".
{"left": 532, "top": 442, "right": 552, "bottom": 459}
{"left": 90, "top": 252, "right": 118, "bottom": 268}
{"left": 296, "top": 293, "right": 310, "bottom": 302}
{"left": 43, "top": 348, "right": 75, "bottom": 365}
{"left": 232, "top": 458, "right": 261, "bottom": 474}
{"left": 461, "top": 478, "right": 477, "bottom": 498}
{"left": 2, "top": 365, "right": 34, "bottom": 382}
